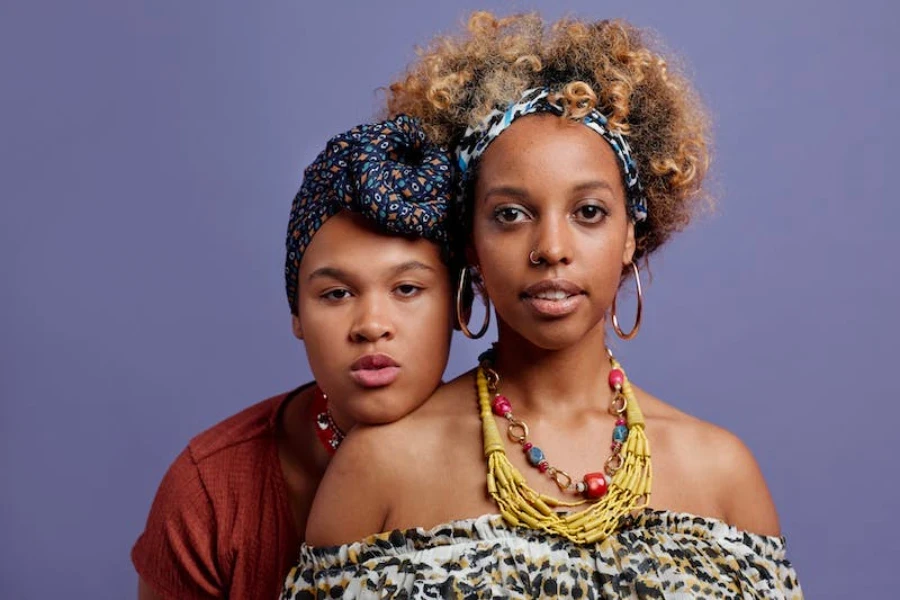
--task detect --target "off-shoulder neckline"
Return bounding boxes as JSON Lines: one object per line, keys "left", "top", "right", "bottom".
{"left": 304, "top": 508, "right": 788, "bottom": 559}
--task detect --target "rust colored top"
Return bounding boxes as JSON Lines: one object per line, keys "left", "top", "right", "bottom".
{"left": 132, "top": 389, "right": 302, "bottom": 599}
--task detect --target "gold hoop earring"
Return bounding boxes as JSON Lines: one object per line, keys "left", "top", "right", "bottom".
{"left": 611, "top": 262, "right": 643, "bottom": 341}
{"left": 456, "top": 266, "right": 491, "bottom": 340}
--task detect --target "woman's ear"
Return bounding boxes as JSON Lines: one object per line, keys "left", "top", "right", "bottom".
{"left": 291, "top": 314, "right": 304, "bottom": 340}
{"left": 622, "top": 221, "right": 636, "bottom": 265}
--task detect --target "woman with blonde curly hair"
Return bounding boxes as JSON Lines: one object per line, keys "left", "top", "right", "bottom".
{"left": 283, "top": 12, "right": 802, "bottom": 598}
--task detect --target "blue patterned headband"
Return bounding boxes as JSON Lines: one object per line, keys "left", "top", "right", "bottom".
{"left": 455, "top": 87, "right": 647, "bottom": 223}
{"left": 285, "top": 115, "right": 455, "bottom": 314}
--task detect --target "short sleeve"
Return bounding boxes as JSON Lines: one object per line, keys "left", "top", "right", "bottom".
{"left": 132, "top": 447, "right": 224, "bottom": 599}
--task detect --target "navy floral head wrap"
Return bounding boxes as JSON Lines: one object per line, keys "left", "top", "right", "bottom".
{"left": 285, "top": 115, "right": 456, "bottom": 314}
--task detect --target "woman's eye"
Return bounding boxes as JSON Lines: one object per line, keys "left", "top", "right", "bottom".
{"left": 322, "top": 288, "right": 351, "bottom": 301}
{"left": 575, "top": 204, "right": 608, "bottom": 223}
{"left": 395, "top": 284, "right": 422, "bottom": 298}
{"left": 494, "top": 206, "right": 528, "bottom": 224}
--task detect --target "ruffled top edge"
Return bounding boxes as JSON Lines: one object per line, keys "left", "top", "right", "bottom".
{"left": 302, "top": 508, "right": 788, "bottom": 564}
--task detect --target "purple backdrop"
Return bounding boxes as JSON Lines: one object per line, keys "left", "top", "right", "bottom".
{"left": 2, "top": 1, "right": 897, "bottom": 598}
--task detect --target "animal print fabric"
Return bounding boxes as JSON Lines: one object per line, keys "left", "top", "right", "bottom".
{"left": 281, "top": 509, "right": 801, "bottom": 599}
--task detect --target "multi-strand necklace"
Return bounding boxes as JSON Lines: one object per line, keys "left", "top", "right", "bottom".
{"left": 477, "top": 347, "right": 652, "bottom": 543}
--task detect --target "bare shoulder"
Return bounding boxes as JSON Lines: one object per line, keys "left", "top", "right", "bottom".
{"left": 637, "top": 388, "right": 781, "bottom": 537}
{"left": 304, "top": 416, "right": 408, "bottom": 546}
{"left": 306, "top": 372, "right": 478, "bottom": 546}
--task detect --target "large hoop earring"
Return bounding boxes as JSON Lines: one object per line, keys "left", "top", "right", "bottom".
{"left": 456, "top": 266, "right": 491, "bottom": 340}
{"left": 611, "top": 262, "right": 643, "bottom": 341}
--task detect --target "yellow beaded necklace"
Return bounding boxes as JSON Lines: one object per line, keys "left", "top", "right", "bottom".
{"left": 478, "top": 348, "right": 652, "bottom": 544}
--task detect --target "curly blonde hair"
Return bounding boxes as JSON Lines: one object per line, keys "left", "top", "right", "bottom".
{"left": 385, "top": 11, "right": 712, "bottom": 261}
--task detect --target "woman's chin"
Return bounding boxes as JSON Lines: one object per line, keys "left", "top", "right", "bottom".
{"left": 344, "top": 390, "right": 421, "bottom": 427}
{"left": 506, "top": 318, "right": 605, "bottom": 353}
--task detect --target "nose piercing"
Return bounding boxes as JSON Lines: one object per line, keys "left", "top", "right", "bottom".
{"left": 528, "top": 249, "right": 542, "bottom": 266}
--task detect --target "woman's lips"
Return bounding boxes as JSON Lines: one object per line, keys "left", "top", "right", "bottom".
{"left": 520, "top": 279, "right": 586, "bottom": 318}
{"left": 349, "top": 354, "right": 400, "bottom": 388}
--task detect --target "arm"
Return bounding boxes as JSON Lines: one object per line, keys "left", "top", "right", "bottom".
{"left": 305, "top": 424, "right": 395, "bottom": 546}
{"left": 132, "top": 447, "right": 224, "bottom": 599}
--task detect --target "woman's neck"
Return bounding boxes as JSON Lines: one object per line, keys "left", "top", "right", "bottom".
{"left": 490, "top": 320, "right": 614, "bottom": 414}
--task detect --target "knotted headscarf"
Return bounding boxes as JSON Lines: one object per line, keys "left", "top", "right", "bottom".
{"left": 455, "top": 87, "right": 647, "bottom": 226}
{"left": 285, "top": 115, "right": 456, "bottom": 314}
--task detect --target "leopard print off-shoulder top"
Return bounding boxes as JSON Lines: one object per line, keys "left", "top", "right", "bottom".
{"left": 281, "top": 509, "right": 802, "bottom": 599}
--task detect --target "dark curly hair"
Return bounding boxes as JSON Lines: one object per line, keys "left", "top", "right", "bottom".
{"left": 384, "top": 11, "right": 712, "bottom": 263}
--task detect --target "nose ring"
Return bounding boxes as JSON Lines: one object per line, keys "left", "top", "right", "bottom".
{"left": 528, "top": 249, "right": 542, "bottom": 266}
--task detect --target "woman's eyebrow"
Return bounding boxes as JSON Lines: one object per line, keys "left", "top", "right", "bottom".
{"left": 571, "top": 180, "right": 615, "bottom": 195}
{"left": 307, "top": 266, "right": 348, "bottom": 282}
{"left": 482, "top": 185, "right": 529, "bottom": 202}
{"left": 390, "top": 260, "right": 436, "bottom": 277}
{"left": 482, "top": 181, "right": 614, "bottom": 201}
{"left": 308, "top": 261, "right": 434, "bottom": 282}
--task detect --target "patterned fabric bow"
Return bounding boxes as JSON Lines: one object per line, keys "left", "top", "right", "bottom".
{"left": 285, "top": 115, "right": 456, "bottom": 314}
{"left": 455, "top": 87, "right": 647, "bottom": 225}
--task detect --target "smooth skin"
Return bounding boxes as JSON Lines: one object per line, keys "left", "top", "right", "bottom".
{"left": 138, "top": 211, "right": 452, "bottom": 599}
{"left": 306, "top": 115, "right": 779, "bottom": 548}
